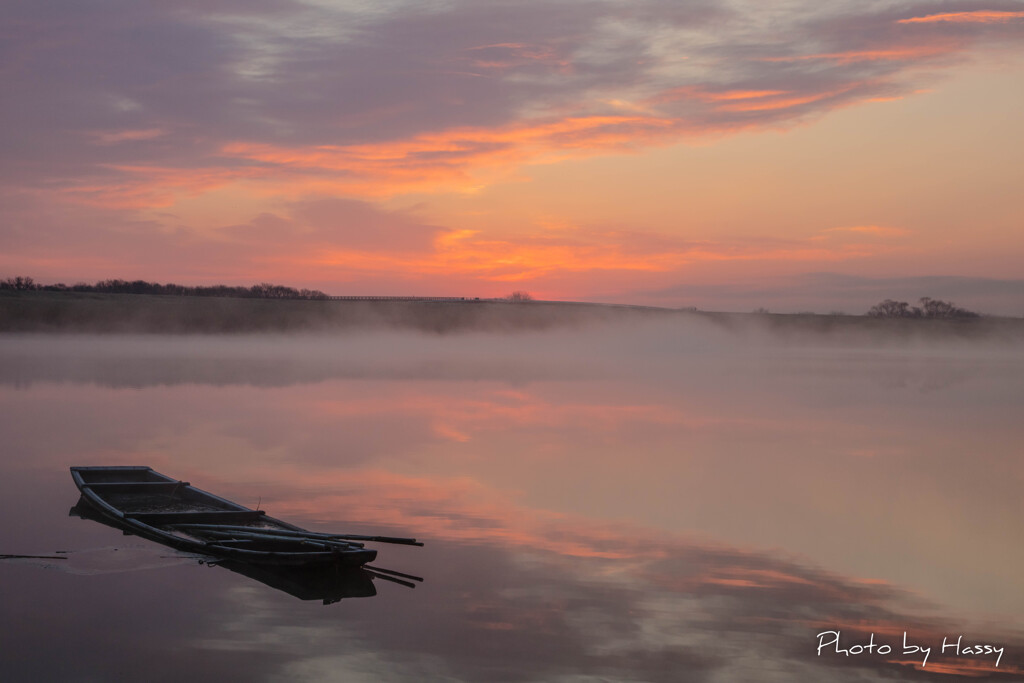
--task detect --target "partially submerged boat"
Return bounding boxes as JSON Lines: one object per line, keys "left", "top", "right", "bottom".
{"left": 70, "top": 466, "right": 422, "bottom": 568}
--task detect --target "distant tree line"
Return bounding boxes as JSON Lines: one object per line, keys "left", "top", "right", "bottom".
{"left": 1, "top": 276, "right": 328, "bottom": 300}
{"left": 867, "top": 297, "right": 978, "bottom": 319}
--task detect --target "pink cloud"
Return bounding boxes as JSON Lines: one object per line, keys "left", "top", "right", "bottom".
{"left": 898, "top": 10, "right": 1024, "bottom": 24}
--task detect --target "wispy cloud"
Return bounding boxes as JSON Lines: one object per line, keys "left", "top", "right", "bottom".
{"left": 3, "top": 0, "right": 1023, "bottom": 297}
{"left": 3, "top": 188, "right": 904, "bottom": 293}
{"left": 817, "top": 225, "right": 912, "bottom": 238}
{"left": 898, "top": 10, "right": 1024, "bottom": 24}
{"left": 218, "top": 114, "right": 680, "bottom": 197}
{"left": 5, "top": 0, "right": 1024, "bottom": 202}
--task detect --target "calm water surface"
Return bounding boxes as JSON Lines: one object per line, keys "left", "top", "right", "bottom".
{"left": 1, "top": 320, "right": 1022, "bottom": 681}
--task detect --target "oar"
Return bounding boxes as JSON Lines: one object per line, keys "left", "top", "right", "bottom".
{"left": 364, "top": 564, "right": 424, "bottom": 582}
{"left": 322, "top": 534, "right": 423, "bottom": 547}
{"left": 364, "top": 569, "right": 417, "bottom": 589}
{"left": 191, "top": 528, "right": 362, "bottom": 550}
{"left": 169, "top": 524, "right": 422, "bottom": 546}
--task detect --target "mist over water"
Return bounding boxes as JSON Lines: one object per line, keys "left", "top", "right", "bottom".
{"left": 1, "top": 317, "right": 1022, "bottom": 681}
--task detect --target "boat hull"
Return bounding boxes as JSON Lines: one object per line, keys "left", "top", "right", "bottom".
{"left": 70, "top": 466, "right": 377, "bottom": 567}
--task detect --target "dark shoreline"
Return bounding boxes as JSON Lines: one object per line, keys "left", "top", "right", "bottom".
{"left": 1, "top": 290, "right": 1022, "bottom": 340}
{"left": 0, "top": 290, "right": 672, "bottom": 334}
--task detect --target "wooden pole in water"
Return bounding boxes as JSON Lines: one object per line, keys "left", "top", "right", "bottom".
{"left": 168, "top": 524, "right": 422, "bottom": 546}
{"left": 364, "top": 564, "right": 424, "bottom": 582}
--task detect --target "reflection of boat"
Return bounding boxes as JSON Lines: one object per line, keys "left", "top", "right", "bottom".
{"left": 70, "top": 466, "right": 422, "bottom": 568}
{"left": 208, "top": 559, "right": 377, "bottom": 604}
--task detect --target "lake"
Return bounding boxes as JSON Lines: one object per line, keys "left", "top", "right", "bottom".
{"left": 1, "top": 318, "right": 1021, "bottom": 681}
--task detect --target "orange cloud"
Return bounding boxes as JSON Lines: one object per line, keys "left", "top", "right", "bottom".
{"left": 49, "top": 115, "right": 681, "bottom": 208}
{"left": 692, "top": 567, "right": 816, "bottom": 590}
{"left": 761, "top": 44, "right": 956, "bottom": 65}
{"left": 221, "top": 114, "right": 679, "bottom": 196}
{"left": 43, "top": 20, "right": 1003, "bottom": 212}
{"left": 651, "top": 86, "right": 787, "bottom": 106}
{"left": 699, "top": 90, "right": 787, "bottom": 102}
{"left": 58, "top": 165, "right": 264, "bottom": 209}
{"left": 91, "top": 128, "right": 167, "bottom": 144}
{"left": 463, "top": 42, "right": 571, "bottom": 72}
{"left": 300, "top": 237, "right": 885, "bottom": 284}
{"left": 305, "top": 237, "right": 669, "bottom": 283}
{"left": 16, "top": 0, "right": 1024, "bottom": 238}
{"left": 646, "top": 80, "right": 915, "bottom": 119}
{"left": 713, "top": 87, "right": 856, "bottom": 112}
{"left": 898, "top": 11, "right": 1024, "bottom": 24}
{"left": 229, "top": 115, "right": 675, "bottom": 165}
{"left": 236, "top": 227, "right": 896, "bottom": 291}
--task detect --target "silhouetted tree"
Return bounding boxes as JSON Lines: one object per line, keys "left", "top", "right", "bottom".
{"left": 867, "top": 299, "right": 917, "bottom": 318}
{"left": 868, "top": 297, "right": 978, "bottom": 319}
{"left": 918, "top": 297, "right": 978, "bottom": 319}
{"left": 4, "top": 277, "right": 328, "bottom": 300}
{"left": 1, "top": 276, "right": 38, "bottom": 290}
{"left": 506, "top": 291, "right": 534, "bottom": 302}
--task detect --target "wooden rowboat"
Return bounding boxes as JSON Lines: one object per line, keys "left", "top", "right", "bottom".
{"left": 70, "top": 466, "right": 422, "bottom": 567}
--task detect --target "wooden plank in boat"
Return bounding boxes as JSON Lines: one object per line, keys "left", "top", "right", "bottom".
{"left": 125, "top": 510, "right": 266, "bottom": 525}
{"left": 81, "top": 481, "right": 190, "bottom": 494}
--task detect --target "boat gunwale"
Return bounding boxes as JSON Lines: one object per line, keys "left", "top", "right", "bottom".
{"left": 70, "top": 466, "right": 377, "bottom": 566}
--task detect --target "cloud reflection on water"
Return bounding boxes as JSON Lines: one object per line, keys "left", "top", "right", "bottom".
{"left": 186, "top": 522, "right": 1024, "bottom": 682}
{"left": 0, "top": 322, "right": 1021, "bottom": 680}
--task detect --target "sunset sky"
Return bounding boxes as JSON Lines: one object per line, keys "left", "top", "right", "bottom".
{"left": 3, "top": 0, "right": 1023, "bottom": 313}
